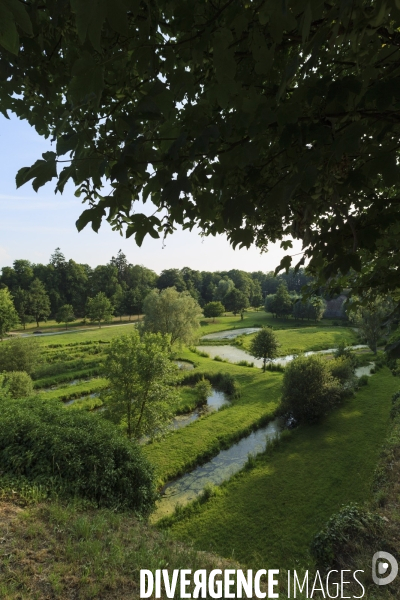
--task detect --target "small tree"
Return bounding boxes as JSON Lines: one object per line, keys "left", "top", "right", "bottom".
{"left": 28, "top": 278, "right": 51, "bottom": 328}
{"left": 281, "top": 355, "right": 342, "bottom": 423}
{"left": 203, "top": 301, "right": 225, "bottom": 323}
{"left": 3, "top": 371, "right": 34, "bottom": 399}
{"left": 103, "top": 330, "right": 178, "bottom": 440}
{"left": 86, "top": 292, "right": 113, "bottom": 327}
{"left": 56, "top": 304, "right": 75, "bottom": 329}
{"left": 249, "top": 328, "right": 280, "bottom": 372}
{"left": 142, "top": 287, "right": 202, "bottom": 346}
{"left": 0, "top": 288, "right": 19, "bottom": 340}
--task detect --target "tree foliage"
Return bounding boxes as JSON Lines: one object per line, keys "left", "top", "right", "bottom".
{"left": 0, "top": 395, "right": 156, "bottom": 512}
{"left": 28, "top": 278, "right": 51, "bottom": 328}
{"left": 348, "top": 296, "right": 393, "bottom": 354}
{"left": 103, "top": 330, "right": 178, "bottom": 440}
{"left": 203, "top": 301, "right": 225, "bottom": 322}
{"left": 142, "top": 287, "right": 202, "bottom": 346}
{"left": 56, "top": 303, "right": 75, "bottom": 329}
{"left": 2, "top": 371, "right": 34, "bottom": 399}
{"left": 0, "top": 337, "right": 40, "bottom": 374}
{"left": 2, "top": 1, "right": 400, "bottom": 297}
{"left": 86, "top": 292, "right": 113, "bottom": 327}
{"left": 0, "top": 288, "right": 18, "bottom": 339}
{"left": 281, "top": 355, "right": 342, "bottom": 423}
{"left": 249, "top": 327, "right": 280, "bottom": 372}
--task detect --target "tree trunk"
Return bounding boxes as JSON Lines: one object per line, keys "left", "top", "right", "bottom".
{"left": 36, "top": 319, "right": 39, "bottom": 328}
{"left": 263, "top": 357, "right": 266, "bottom": 372}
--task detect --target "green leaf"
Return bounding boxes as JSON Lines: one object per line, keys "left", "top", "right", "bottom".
{"left": 69, "top": 52, "right": 104, "bottom": 105}
{"left": 302, "top": 3, "right": 312, "bottom": 44}
{"left": 76, "top": 207, "right": 106, "bottom": 232}
{"left": 0, "top": 4, "right": 19, "bottom": 55}
{"left": 5, "top": 0, "right": 32, "bottom": 35}
{"left": 16, "top": 152, "right": 57, "bottom": 192}
{"left": 274, "top": 254, "right": 292, "bottom": 275}
{"left": 70, "top": 0, "right": 107, "bottom": 50}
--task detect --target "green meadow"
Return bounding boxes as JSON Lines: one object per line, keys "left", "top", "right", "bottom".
{"left": 6, "top": 312, "right": 397, "bottom": 590}
{"left": 166, "top": 368, "right": 398, "bottom": 569}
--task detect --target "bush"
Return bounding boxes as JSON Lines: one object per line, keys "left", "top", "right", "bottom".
{"left": 194, "top": 377, "right": 212, "bottom": 404}
{"left": 0, "top": 396, "right": 156, "bottom": 514}
{"left": 180, "top": 371, "right": 241, "bottom": 399}
{"left": 281, "top": 355, "right": 342, "bottom": 423}
{"left": 329, "top": 357, "right": 355, "bottom": 388}
{"left": 0, "top": 337, "right": 40, "bottom": 374}
{"left": 235, "top": 360, "right": 254, "bottom": 367}
{"left": 311, "top": 504, "right": 384, "bottom": 570}
{"left": 3, "top": 371, "right": 34, "bottom": 398}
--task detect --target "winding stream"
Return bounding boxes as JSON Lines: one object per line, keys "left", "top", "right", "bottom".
{"left": 170, "top": 389, "right": 230, "bottom": 431}
{"left": 153, "top": 418, "right": 283, "bottom": 521}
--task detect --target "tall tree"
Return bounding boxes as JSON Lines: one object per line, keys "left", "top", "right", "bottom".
{"left": 28, "top": 278, "right": 51, "bottom": 328}
{"left": 142, "top": 287, "right": 202, "bottom": 346}
{"left": 0, "top": 288, "right": 19, "bottom": 339}
{"left": 103, "top": 330, "right": 178, "bottom": 440}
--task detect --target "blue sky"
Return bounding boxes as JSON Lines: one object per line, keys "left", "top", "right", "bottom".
{"left": 0, "top": 113, "right": 301, "bottom": 273}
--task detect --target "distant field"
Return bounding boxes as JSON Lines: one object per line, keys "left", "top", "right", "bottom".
{"left": 199, "top": 310, "right": 344, "bottom": 336}
{"left": 240, "top": 326, "right": 358, "bottom": 356}
{"left": 167, "top": 368, "right": 398, "bottom": 570}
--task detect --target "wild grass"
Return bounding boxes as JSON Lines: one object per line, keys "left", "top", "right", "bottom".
{"left": 166, "top": 368, "right": 399, "bottom": 570}
{"left": 0, "top": 500, "right": 237, "bottom": 600}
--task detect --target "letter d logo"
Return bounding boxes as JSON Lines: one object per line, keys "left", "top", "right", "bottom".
{"left": 372, "top": 552, "right": 398, "bottom": 585}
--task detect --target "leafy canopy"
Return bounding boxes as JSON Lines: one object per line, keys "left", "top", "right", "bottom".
{"left": 249, "top": 327, "right": 280, "bottom": 372}
{"left": 1, "top": 1, "right": 400, "bottom": 295}
{"left": 142, "top": 287, "right": 202, "bottom": 346}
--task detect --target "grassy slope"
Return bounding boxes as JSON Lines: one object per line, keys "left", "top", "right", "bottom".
{"left": 167, "top": 368, "right": 398, "bottom": 570}
{"left": 144, "top": 351, "right": 283, "bottom": 484}
{"left": 240, "top": 325, "right": 358, "bottom": 355}
{"left": 0, "top": 501, "right": 237, "bottom": 600}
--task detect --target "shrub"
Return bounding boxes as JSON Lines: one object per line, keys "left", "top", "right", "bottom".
{"left": 0, "top": 396, "right": 156, "bottom": 514}
{"left": 213, "top": 355, "right": 223, "bottom": 362}
{"left": 235, "top": 360, "right": 254, "bottom": 367}
{"left": 194, "top": 377, "right": 212, "bottom": 404}
{"left": 311, "top": 504, "right": 384, "bottom": 570}
{"left": 329, "top": 357, "right": 356, "bottom": 388}
{"left": 3, "top": 371, "right": 34, "bottom": 398}
{"left": 0, "top": 337, "right": 40, "bottom": 374}
{"left": 281, "top": 355, "right": 342, "bottom": 423}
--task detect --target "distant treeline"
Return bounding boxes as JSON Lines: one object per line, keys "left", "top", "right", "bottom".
{"left": 0, "top": 248, "right": 314, "bottom": 321}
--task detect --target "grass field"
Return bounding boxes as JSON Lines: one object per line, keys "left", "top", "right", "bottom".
{"left": 166, "top": 368, "right": 399, "bottom": 571}
{"left": 239, "top": 325, "right": 358, "bottom": 356}
{"left": 198, "top": 310, "right": 345, "bottom": 335}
